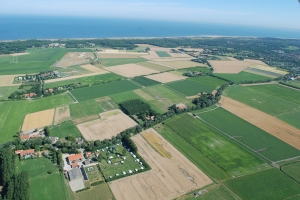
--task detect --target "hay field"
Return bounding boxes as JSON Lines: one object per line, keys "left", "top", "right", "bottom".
{"left": 53, "top": 106, "right": 70, "bottom": 124}
{"left": 109, "top": 128, "right": 212, "bottom": 200}
{"left": 0, "top": 75, "right": 21, "bottom": 86}
{"left": 209, "top": 60, "right": 251, "bottom": 73}
{"left": 244, "top": 59, "right": 267, "bottom": 65}
{"left": 158, "top": 60, "right": 203, "bottom": 69}
{"left": 76, "top": 109, "right": 137, "bottom": 141}
{"left": 220, "top": 96, "right": 300, "bottom": 150}
{"left": 146, "top": 72, "right": 187, "bottom": 83}
{"left": 21, "top": 109, "right": 55, "bottom": 131}
{"left": 152, "top": 57, "right": 193, "bottom": 62}
{"left": 137, "top": 62, "right": 172, "bottom": 72}
{"left": 80, "top": 64, "right": 108, "bottom": 73}
{"left": 54, "top": 52, "right": 94, "bottom": 68}
{"left": 248, "top": 64, "right": 288, "bottom": 75}
{"left": 141, "top": 51, "right": 160, "bottom": 60}
{"left": 104, "top": 64, "right": 158, "bottom": 77}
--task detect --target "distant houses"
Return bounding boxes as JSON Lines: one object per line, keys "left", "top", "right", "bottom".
{"left": 19, "top": 129, "right": 45, "bottom": 141}
{"left": 15, "top": 149, "right": 36, "bottom": 159}
{"left": 67, "top": 154, "right": 83, "bottom": 165}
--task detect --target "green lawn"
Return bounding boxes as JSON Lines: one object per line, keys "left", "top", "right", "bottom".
{"left": 137, "top": 62, "right": 172, "bottom": 72}
{"left": 155, "top": 125, "right": 231, "bottom": 181}
{"left": 50, "top": 121, "right": 82, "bottom": 138}
{"left": 224, "top": 84, "right": 300, "bottom": 129}
{"left": 85, "top": 166, "right": 103, "bottom": 183}
{"left": 196, "top": 108, "right": 300, "bottom": 162}
{"left": 166, "top": 79, "right": 213, "bottom": 96}
{"left": 45, "top": 73, "right": 124, "bottom": 89}
{"left": 69, "top": 100, "right": 104, "bottom": 118}
{"left": 224, "top": 169, "right": 300, "bottom": 200}
{"left": 155, "top": 51, "right": 171, "bottom": 57}
{"left": 0, "top": 85, "right": 19, "bottom": 100}
{"left": 164, "top": 114, "right": 267, "bottom": 176}
{"left": 281, "top": 162, "right": 300, "bottom": 183}
{"left": 74, "top": 183, "right": 112, "bottom": 200}
{"left": 97, "top": 58, "right": 147, "bottom": 67}
{"left": 131, "top": 76, "right": 160, "bottom": 87}
{"left": 214, "top": 71, "right": 272, "bottom": 83}
{"left": 70, "top": 80, "right": 141, "bottom": 102}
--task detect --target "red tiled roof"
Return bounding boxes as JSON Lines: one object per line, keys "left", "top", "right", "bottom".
{"left": 68, "top": 154, "right": 82, "bottom": 161}
{"left": 71, "top": 163, "right": 79, "bottom": 168}
{"left": 20, "top": 135, "right": 30, "bottom": 140}
{"left": 15, "top": 149, "right": 35, "bottom": 157}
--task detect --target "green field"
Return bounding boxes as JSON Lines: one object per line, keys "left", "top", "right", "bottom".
{"left": 16, "top": 158, "right": 70, "bottom": 200}
{"left": 166, "top": 79, "right": 213, "bottom": 96}
{"left": 50, "top": 121, "right": 82, "bottom": 138}
{"left": 0, "top": 93, "right": 73, "bottom": 143}
{"left": 137, "top": 62, "right": 172, "bottom": 72}
{"left": 224, "top": 169, "right": 300, "bottom": 200}
{"left": 214, "top": 71, "right": 272, "bottom": 83}
{"left": 184, "top": 185, "right": 236, "bottom": 200}
{"left": 155, "top": 51, "right": 171, "bottom": 57}
{"left": 97, "top": 58, "right": 147, "bottom": 66}
{"left": 0, "top": 48, "right": 92, "bottom": 75}
{"left": 195, "top": 108, "right": 300, "bottom": 162}
{"left": 98, "top": 98, "right": 119, "bottom": 111}
{"left": 110, "top": 90, "right": 145, "bottom": 104}
{"left": 70, "top": 80, "right": 141, "bottom": 102}
{"left": 131, "top": 76, "right": 160, "bottom": 87}
{"left": 281, "top": 162, "right": 300, "bottom": 183}
{"left": 224, "top": 84, "right": 300, "bottom": 129}
{"left": 155, "top": 125, "right": 231, "bottom": 181}
{"left": 164, "top": 114, "right": 267, "bottom": 176}
{"left": 189, "top": 76, "right": 228, "bottom": 89}
{"left": 74, "top": 183, "right": 111, "bottom": 200}
{"left": 284, "top": 80, "right": 300, "bottom": 88}
{"left": 45, "top": 73, "right": 124, "bottom": 89}
{"left": 69, "top": 100, "right": 104, "bottom": 118}
{"left": 0, "top": 85, "right": 19, "bottom": 100}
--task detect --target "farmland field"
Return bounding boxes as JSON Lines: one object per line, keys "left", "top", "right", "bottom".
{"left": 209, "top": 60, "right": 251, "bottom": 74}
{"left": 54, "top": 106, "right": 70, "bottom": 124}
{"left": 155, "top": 51, "right": 171, "bottom": 57}
{"left": 281, "top": 162, "right": 300, "bottom": 183}
{"left": 50, "top": 121, "right": 82, "bottom": 138}
{"left": 214, "top": 71, "right": 272, "bottom": 82}
{"left": 195, "top": 107, "right": 300, "bottom": 162}
{"left": 69, "top": 100, "right": 103, "bottom": 119}
{"left": 70, "top": 80, "right": 141, "bottom": 102}
{"left": 164, "top": 114, "right": 267, "bottom": 176}
{"left": 183, "top": 185, "right": 236, "bottom": 200}
{"left": 146, "top": 72, "right": 187, "bottom": 83}
{"left": 97, "top": 57, "right": 147, "bottom": 66}
{"left": 224, "top": 169, "right": 300, "bottom": 200}
{"left": 110, "top": 90, "right": 145, "bottom": 104}
{"left": 131, "top": 76, "right": 160, "bottom": 86}
{"left": 96, "top": 97, "right": 118, "bottom": 111}
{"left": 0, "top": 85, "right": 19, "bottom": 100}
{"left": 137, "top": 61, "right": 172, "bottom": 71}
{"left": 166, "top": 79, "right": 213, "bottom": 96}
{"left": 189, "top": 76, "right": 228, "bottom": 89}
{"left": 176, "top": 66, "right": 211, "bottom": 74}
{"left": 158, "top": 60, "right": 204, "bottom": 69}
{"left": 21, "top": 109, "right": 55, "bottom": 131}
{"left": 224, "top": 84, "right": 300, "bottom": 129}
{"left": 74, "top": 183, "right": 112, "bottom": 200}
{"left": 104, "top": 63, "right": 158, "bottom": 77}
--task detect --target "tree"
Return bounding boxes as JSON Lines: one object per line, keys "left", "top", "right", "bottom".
{"left": 122, "top": 148, "right": 127, "bottom": 156}
{"left": 44, "top": 126, "right": 51, "bottom": 137}
{"left": 34, "top": 145, "right": 40, "bottom": 152}
{"left": 67, "top": 134, "right": 76, "bottom": 142}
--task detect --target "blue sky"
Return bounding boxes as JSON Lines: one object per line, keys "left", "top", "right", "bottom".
{"left": 1, "top": 0, "right": 300, "bottom": 30}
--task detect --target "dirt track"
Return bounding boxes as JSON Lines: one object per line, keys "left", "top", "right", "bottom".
{"left": 220, "top": 96, "right": 300, "bottom": 150}
{"left": 109, "top": 128, "right": 212, "bottom": 200}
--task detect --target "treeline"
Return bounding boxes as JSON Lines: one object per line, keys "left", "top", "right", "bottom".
{"left": 121, "top": 135, "right": 137, "bottom": 153}
{"left": 0, "top": 148, "right": 30, "bottom": 200}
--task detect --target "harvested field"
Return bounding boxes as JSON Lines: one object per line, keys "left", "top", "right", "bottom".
{"left": 98, "top": 53, "right": 139, "bottom": 58}
{"left": 53, "top": 106, "right": 70, "bottom": 124}
{"left": 104, "top": 64, "right": 158, "bottom": 78}
{"left": 134, "top": 89, "right": 155, "bottom": 101}
{"left": 152, "top": 58, "right": 193, "bottom": 62}
{"left": 77, "top": 109, "right": 137, "bottom": 141}
{"left": 109, "top": 128, "right": 212, "bottom": 200}
{"left": 54, "top": 52, "right": 94, "bottom": 68}
{"left": 0, "top": 75, "right": 21, "bottom": 86}
{"left": 244, "top": 59, "right": 267, "bottom": 65}
{"left": 209, "top": 60, "right": 251, "bottom": 73}
{"left": 22, "top": 109, "right": 55, "bottom": 131}
{"left": 248, "top": 64, "right": 288, "bottom": 75}
{"left": 73, "top": 115, "right": 100, "bottom": 125}
{"left": 80, "top": 64, "right": 108, "bottom": 73}
{"left": 226, "top": 57, "right": 237, "bottom": 61}
{"left": 136, "top": 62, "right": 172, "bottom": 72}
{"left": 141, "top": 51, "right": 160, "bottom": 60}
{"left": 220, "top": 96, "right": 300, "bottom": 150}
{"left": 146, "top": 72, "right": 187, "bottom": 83}
{"left": 158, "top": 60, "right": 203, "bottom": 69}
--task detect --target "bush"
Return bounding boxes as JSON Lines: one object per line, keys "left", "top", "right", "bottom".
{"left": 91, "top": 180, "right": 105, "bottom": 186}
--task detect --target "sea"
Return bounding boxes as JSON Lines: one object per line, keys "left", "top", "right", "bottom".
{"left": 1, "top": 15, "right": 300, "bottom": 40}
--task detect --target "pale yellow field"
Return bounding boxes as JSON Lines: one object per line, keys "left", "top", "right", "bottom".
{"left": 54, "top": 52, "right": 94, "bottom": 68}
{"left": 248, "top": 64, "right": 288, "bottom": 75}
{"left": 134, "top": 89, "right": 155, "bottom": 100}
{"left": 141, "top": 51, "right": 160, "bottom": 60}
{"left": 158, "top": 60, "right": 203, "bottom": 69}
{"left": 80, "top": 64, "right": 108, "bottom": 73}
{"left": 76, "top": 109, "right": 137, "bottom": 141}
{"left": 53, "top": 106, "right": 70, "bottom": 124}
{"left": 104, "top": 64, "right": 158, "bottom": 77}
{"left": 109, "top": 128, "right": 212, "bottom": 200}
{"left": 146, "top": 72, "right": 187, "bottom": 83}
{"left": 244, "top": 59, "right": 267, "bottom": 65}
{"left": 209, "top": 60, "right": 251, "bottom": 73}
{"left": 0, "top": 75, "right": 21, "bottom": 86}
{"left": 22, "top": 109, "right": 55, "bottom": 131}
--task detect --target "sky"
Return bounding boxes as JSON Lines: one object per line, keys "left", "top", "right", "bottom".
{"left": 1, "top": 0, "right": 300, "bottom": 30}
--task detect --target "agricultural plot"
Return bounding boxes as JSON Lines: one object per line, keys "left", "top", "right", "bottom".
{"left": 97, "top": 53, "right": 140, "bottom": 58}
{"left": 53, "top": 106, "right": 70, "bottom": 124}
{"left": 54, "top": 52, "right": 94, "bottom": 68}
{"left": 110, "top": 90, "right": 146, "bottom": 104}
{"left": 0, "top": 75, "right": 21, "bottom": 86}
{"left": 224, "top": 169, "right": 300, "bottom": 200}
{"left": 120, "top": 99, "right": 151, "bottom": 115}
{"left": 96, "top": 97, "right": 118, "bottom": 111}
{"left": 110, "top": 129, "right": 213, "bottom": 200}
{"left": 77, "top": 109, "right": 137, "bottom": 141}
{"left": 214, "top": 71, "right": 272, "bottom": 83}
{"left": 164, "top": 114, "right": 267, "bottom": 176}
{"left": 69, "top": 100, "right": 103, "bottom": 119}
{"left": 104, "top": 63, "right": 158, "bottom": 78}
{"left": 131, "top": 76, "right": 160, "bottom": 87}
{"left": 21, "top": 109, "right": 55, "bottom": 131}
{"left": 97, "top": 57, "right": 147, "bottom": 66}
{"left": 70, "top": 80, "right": 141, "bottom": 102}
{"left": 281, "top": 162, "right": 300, "bottom": 183}
{"left": 166, "top": 79, "right": 213, "bottom": 96}
{"left": 224, "top": 84, "right": 300, "bottom": 130}
{"left": 189, "top": 76, "right": 228, "bottom": 89}
{"left": 176, "top": 66, "right": 211, "bottom": 74}
{"left": 133, "top": 89, "right": 155, "bottom": 101}
{"left": 209, "top": 60, "right": 251, "bottom": 73}
{"left": 196, "top": 107, "right": 300, "bottom": 162}
{"left": 182, "top": 185, "right": 236, "bottom": 200}
{"left": 219, "top": 96, "right": 300, "bottom": 150}
{"left": 50, "top": 121, "right": 82, "bottom": 138}
{"left": 0, "top": 85, "right": 19, "bottom": 100}
{"left": 146, "top": 72, "right": 187, "bottom": 83}
{"left": 74, "top": 183, "right": 112, "bottom": 200}
{"left": 248, "top": 64, "right": 288, "bottom": 76}
{"left": 137, "top": 61, "right": 172, "bottom": 72}
{"left": 158, "top": 60, "right": 204, "bottom": 69}
{"left": 155, "top": 51, "right": 171, "bottom": 57}
{"left": 243, "top": 59, "right": 267, "bottom": 65}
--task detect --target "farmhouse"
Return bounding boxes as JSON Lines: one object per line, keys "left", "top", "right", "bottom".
{"left": 176, "top": 103, "right": 187, "bottom": 109}
{"left": 15, "top": 149, "right": 36, "bottom": 158}
{"left": 67, "top": 154, "right": 83, "bottom": 164}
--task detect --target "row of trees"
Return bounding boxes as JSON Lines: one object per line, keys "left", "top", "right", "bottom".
{"left": 120, "top": 99, "right": 152, "bottom": 115}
